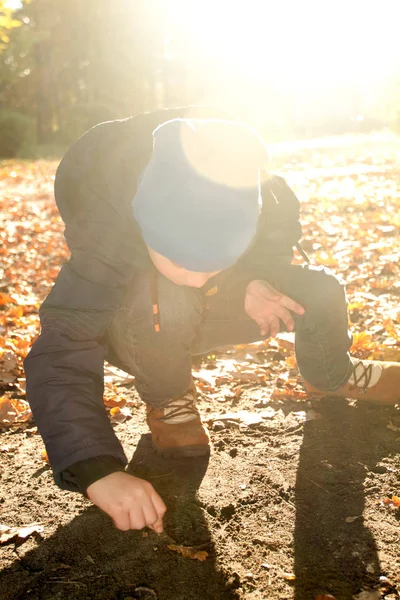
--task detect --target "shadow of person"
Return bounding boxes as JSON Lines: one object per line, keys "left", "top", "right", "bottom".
{"left": 0, "top": 434, "right": 241, "bottom": 600}
{"left": 127, "top": 434, "right": 211, "bottom": 547}
{"left": 293, "top": 397, "right": 397, "bottom": 600}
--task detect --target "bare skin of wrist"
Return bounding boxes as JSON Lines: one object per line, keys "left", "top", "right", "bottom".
{"left": 86, "top": 471, "right": 167, "bottom": 533}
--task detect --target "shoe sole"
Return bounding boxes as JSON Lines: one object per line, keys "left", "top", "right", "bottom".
{"left": 153, "top": 443, "right": 210, "bottom": 459}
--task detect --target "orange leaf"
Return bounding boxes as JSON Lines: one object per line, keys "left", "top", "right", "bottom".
{"left": 6, "top": 306, "right": 24, "bottom": 319}
{"left": 104, "top": 395, "right": 126, "bottom": 408}
{"left": 109, "top": 405, "right": 131, "bottom": 424}
{"left": 167, "top": 544, "right": 208, "bottom": 561}
{"left": 0, "top": 396, "right": 32, "bottom": 427}
{"left": 315, "top": 251, "right": 339, "bottom": 267}
{"left": 382, "top": 318, "right": 400, "bottom": 342}
{"left": 0, "top": 397, "right": 13, "bottom": 422}
{"left": 350, "top": 332, "right": 375, "bottom": 353}
{"left": 285, "top": 355, "right": 297, "bottom": 369}
{"left": 0, "top": 293, "right": 17, "bottom": 306}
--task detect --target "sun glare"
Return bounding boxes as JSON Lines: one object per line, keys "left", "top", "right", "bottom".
{"left": 166, "top": 0, "right": 400, "bottom": 88}
{"left": 4, "top": 0, "right": 22, "bottom": 9}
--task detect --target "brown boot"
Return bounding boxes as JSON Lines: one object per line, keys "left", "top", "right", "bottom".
{"left": 146, "top": 385, "right": 210, "bottom": 457}
{"left": 304, "top": 359, "right": 400, "bottom": 406}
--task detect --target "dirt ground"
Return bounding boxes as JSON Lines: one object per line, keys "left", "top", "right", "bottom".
{"left": 1, "top": 350, "right": 400, "bottom": 600}
{"left": 1, "top": 133, "right": 400, "bottom": 600}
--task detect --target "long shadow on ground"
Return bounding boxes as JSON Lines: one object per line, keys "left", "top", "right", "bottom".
{"left": 0, "top": 435, "right": 240, "bottom": 600}
{"left": 294, "top": 397, "right": 398, "bottom": 600}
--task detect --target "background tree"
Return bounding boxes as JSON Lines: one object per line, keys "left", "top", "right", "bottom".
{"left": 0, "top": 0, "right": 399, "bottom": 156}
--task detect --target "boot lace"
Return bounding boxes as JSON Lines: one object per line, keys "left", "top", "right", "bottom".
{"left": 158, "top": 391, "right": 198, "bottom": 422}
{"left": 348, "top": 360, "right": 373, "bottom": 394}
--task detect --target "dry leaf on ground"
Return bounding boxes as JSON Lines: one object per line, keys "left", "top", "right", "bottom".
{"left": 109, "top": 406, "right": 132, "bottom": 424}
{"left": 0, "top": 523, "right": 44, "bottom": 545}
{"left": 167, "top": 544, "right": 209, "bottom": 561}
{"left": 0, "top": 396, "right": 32, "bottom": 427}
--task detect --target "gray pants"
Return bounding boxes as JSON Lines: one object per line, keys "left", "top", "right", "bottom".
{"left": 106, "top": 264, "right": 353, "bottom": 407}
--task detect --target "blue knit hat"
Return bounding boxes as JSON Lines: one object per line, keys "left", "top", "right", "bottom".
{"left": 132, "top": 118, "right": 268, "bottom": 272}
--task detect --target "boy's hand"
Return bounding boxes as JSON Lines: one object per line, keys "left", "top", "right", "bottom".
{"left": 86, "top": 471, "right": 167, "bottom": 533}
{"left": 245, "top": 279, "right": 305, "bottom": 337}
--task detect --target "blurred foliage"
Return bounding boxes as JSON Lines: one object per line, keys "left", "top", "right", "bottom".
{"left": 0, "top": 0, "right": 399, "bottom": 157}
{"left": 0, "top": 0, "right": 23, "bottom": 51}
{"left": 0, "top": 108, "right": 35, "bottom": 157}
{"left": 0, "top": 0, "right": 175, "bottom": 152}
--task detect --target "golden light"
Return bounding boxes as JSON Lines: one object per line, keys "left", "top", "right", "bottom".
{"left": 166, "top": 0, "right": 400, "bottom": 85}
{"left": 162, "top": 0, "right": 400, "bottom": 132}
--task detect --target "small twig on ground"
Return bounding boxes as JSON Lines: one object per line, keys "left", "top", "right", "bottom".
{"left": 45, "top": 579, "right": 87, "bottom": 588}
{"left": 304, "top": 476, "right": 332, "bottom": 495}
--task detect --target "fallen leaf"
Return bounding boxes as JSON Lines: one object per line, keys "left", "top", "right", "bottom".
{"left": 167, "top": 544, "right": 208, "bottom": 561}
{"left": 1, "top": 352, "right": 18, "bottom": 372}
{"left": 379, "top": 495, "right": 400, "bottom": 509}
{"left": 0, "top": 523, "right": 44, "bottom": 545}
{"left": 104, "top": 395, "right": 126, "bottom": 408}
{"left": 0, "top": 292, "right": 17, "bottom": 305}
{"left": 345, "top": 515, "right": 362, "bottom": 523}
{"left": 350, "top": 332, "right": 375, "bottom": 355}
{"left": 109, "top": 406, "right": 131, "bottom": 424}
{"left": 285, "top": 354, "right": 297, "bottom": 369}
{"left": 387, "top": 422, "right": 400, "bottom": 432}
{"left": 0, "top": 396, "right": 32, "bottom": 427}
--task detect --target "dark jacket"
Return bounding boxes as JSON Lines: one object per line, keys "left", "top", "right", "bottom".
{"left": 24, "top": 108, "right": 302, "bottom": 493}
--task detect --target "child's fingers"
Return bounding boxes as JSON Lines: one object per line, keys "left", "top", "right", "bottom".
{"left": 113, "top": 511, "right": 132, "bottom": 532}
{"left": 273, "top": 306, "right": 295, "bottom": 331}
{"left": 280, "top": 295, "right": 305, "bottom": 315}
{"left": 143, "top": 503, "right": 159, "bottom": 530}
{"left": 255, "top": 283, "right": 304, "bottom": 316}
{"left": 148, "top": 518, "right": 164, "bottom": 534}
{"left": 269, "top": 315, "right": 280, "bottom": 338}
{"left": 257, "top": 318, "right": 269, "bottom": 336}
{"left": 129, "top": 507, "right": 146, "bottom": 531}
{"left": 151, "top": 491, "right": 167, "bottom": 521}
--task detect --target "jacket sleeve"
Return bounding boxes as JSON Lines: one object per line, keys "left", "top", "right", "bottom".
{"left": 24, "top": 253, "right": 131, "bottom": 488}
{"left": 234, "top": 175, "right": 303, "bottom": 277}
{"left": 24, "top": 122, "right": 148, "bottom": 492}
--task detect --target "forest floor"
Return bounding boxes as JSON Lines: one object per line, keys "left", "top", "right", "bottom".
{"left": 0, "top": 131, "right": 400, "bottom": 600}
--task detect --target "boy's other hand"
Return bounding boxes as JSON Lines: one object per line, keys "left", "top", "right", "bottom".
{"left": 86, "top": 471, "right": 166, "bottom": 533}
{"left": 245, "top": 279, "right": 305, "bottom": 337}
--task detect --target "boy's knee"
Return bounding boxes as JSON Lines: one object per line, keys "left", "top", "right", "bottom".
{"left": 304, "top": 266, "right": 346, "bottom": 313}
